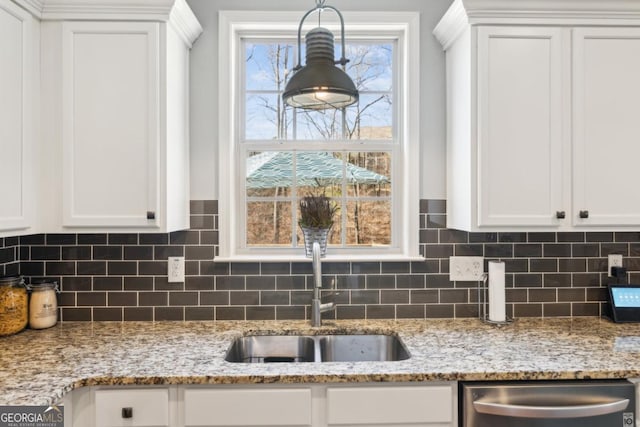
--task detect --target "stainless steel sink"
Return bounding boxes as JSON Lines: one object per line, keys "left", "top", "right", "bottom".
{"left": 224, "top": 334, "right": 410, "bottom": 363}
{"left": 224, "top": 335, "right": 316, "bottom": 363}
{"left": 318, "top": 334, "right": 410, "bottom": 362}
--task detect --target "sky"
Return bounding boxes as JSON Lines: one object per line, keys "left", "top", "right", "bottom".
{"left": 244, "top": 40, "right": 394, "bottom": 141}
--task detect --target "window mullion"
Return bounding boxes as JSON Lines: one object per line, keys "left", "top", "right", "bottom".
{"left": 340, "top": 151, "right": 348, "bottom": 247}
{"left": 291, "top": 149, "right": 298, "bottom": 248}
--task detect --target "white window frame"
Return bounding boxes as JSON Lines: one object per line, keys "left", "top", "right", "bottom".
{"left": 218, "top": 10, "right": 421, "bottom": 261}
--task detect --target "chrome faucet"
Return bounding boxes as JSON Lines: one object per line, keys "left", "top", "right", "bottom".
{"left": 311, "top": 241, "right": 335, "bottom": 327}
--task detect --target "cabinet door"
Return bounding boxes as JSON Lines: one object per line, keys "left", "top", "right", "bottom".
{"left": 573, "top": 28, "right": 640, "bottom": 226}
{"left": 0, "top": 0, "right": 35, "bottom": 234}
{"left": 477, "top": 27, "right": 566, "bottom": 227}
{"left": 183, "top": 387, "right": 312, "bottom": 426}
{"left": 326, "top": 385, "right": 454, "bottom": 426}
{"left": 94, "top": 389, "right": 169, "bottom": 427}
{"left": 61, "top": 21, "right": 160, "bottom": 228}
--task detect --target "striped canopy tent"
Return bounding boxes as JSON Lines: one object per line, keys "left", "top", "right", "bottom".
{"left": 246, "top": 151, "right": 390, "bottom": 189}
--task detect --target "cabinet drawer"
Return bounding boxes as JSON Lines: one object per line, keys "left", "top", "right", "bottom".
{"left": 94, "top": 389, "right": 169, "bottom": 427}
{"left": 327, "top": 386, "right": 453, "bottom": 425}
{"left": 184, "top": 387, "right": 312, "bottom": 426}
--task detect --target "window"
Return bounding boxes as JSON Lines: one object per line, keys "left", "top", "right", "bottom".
{"left": 218, "top": 11, "right": 420, "bottom": 260}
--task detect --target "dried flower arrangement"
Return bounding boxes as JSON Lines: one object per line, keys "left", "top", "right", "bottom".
{"left": 298, "top": 191, "right": 338, "bottom": 230}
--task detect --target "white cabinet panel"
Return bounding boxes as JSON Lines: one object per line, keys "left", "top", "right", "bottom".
{"left": 0, "top": 0, "right": 36, "bottom": 235}
{"left": 477, "top": 27, "right": 565, "bottom": 227}
{"left": 61, "top": 21, "right": 160, "bottom": 228}
{"left": 94, "top": 388, "right": 169, "bottom": 427}
{"left": 436, "top": 2, "right": 640, "bottom": 231}
{"left": 326, "top": 385, "right": 454, "bottom": 425}
{"left": 444, "top": 25, "right": 568, "bottom": 231}
{"left": 573, "top": 28, "right": 640, "bottom": 226}
{"left": 6, "top": 0, "right": 200, "bottom": 235}
{"left": 183, "top": 387, "right": 312, "bottom": 426}
{"left": 67, "top": 383, "right": 457, "bottom": 427}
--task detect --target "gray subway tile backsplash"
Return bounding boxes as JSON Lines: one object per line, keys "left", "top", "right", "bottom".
{"left": 0, "top": 248, "right": 14, "bottom": 265}
{"left": 93, "top": 307, "right": 123, "bottom": 321}
{"left": 0, "top": 238, "right": 19, "bottom": 277}
{"left": 1, "top": 199, "right": 638, "bottom": 321}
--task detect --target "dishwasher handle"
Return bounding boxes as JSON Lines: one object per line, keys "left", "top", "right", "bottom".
{"left": 473, "top": 398, "right": 630, "bottom": 419}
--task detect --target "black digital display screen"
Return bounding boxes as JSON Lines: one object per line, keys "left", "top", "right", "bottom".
{"left": 611, "top": 286, "right": 640, "bottom": 307}
{"left": 608, "top": 284, "right": 640, "bottom": 322}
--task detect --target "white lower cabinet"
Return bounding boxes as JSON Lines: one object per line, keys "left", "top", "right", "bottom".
{"left": 64, "top": 386, "right": 174, "bottom": 427}
{"left": 95, "top": 389, "right": 170, "bottom": 427}
{"left": 64, "top": 383, "right": 456, "bottom": 427}
{"left": 326, "top": 385, "right": 454, "bottom": 426}
{"left": 183, "top": 387, "right": 312, "bottom": 426}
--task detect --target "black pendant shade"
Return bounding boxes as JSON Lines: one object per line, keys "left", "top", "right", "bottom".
{"left": 283, "top": 3, "right": 359, "bottom": 110}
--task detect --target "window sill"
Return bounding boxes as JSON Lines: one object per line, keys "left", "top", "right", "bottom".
{"left": 214, "top": 254, "right": 426, "bottom": 263}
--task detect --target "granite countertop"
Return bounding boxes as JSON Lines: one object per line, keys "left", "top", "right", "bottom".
{"left": 2, "top": 318, "right": 640, "bottom": 406}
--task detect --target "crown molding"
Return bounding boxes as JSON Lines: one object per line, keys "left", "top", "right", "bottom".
{"left": 13, "top": 0, "right": 44, "bottom": 18}
{"left": 10, "top": 0, "right": 202, "bottom": 45}
{"left": 461, "top": 0, "right": 640, "bottom": 16}
{"left": 433, "top": 0, "right": 467, "bottom": 51}
{"left": 434, "top": 0, "right": 640, "bottom": 50}
{"left": 168, "top": 0, "right": 202, "bottom": 48}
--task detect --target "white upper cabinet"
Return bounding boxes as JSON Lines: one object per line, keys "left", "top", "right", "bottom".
{"left": 0, "top": 0, "right": 38, "bottom": 237}
{"left": 572, "top": 28, "right": 640, "bottom": 227}
{"left": 435, "top": 0, "right": 640, "bottom": 231}
{"left": 476, "top": 26, "right": 566, "bottom": 228}
{"left": 61, "top": 21, "right": 162, "bottom": 229}
{"left": 16, "top": 0, "right": 202, "bottom": 233}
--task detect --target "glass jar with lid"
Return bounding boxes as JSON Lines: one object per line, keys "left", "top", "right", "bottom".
{"left": 28, "top": 281, "right": 59, "bottom": 329}
{"left": 0, "top": 276, "right": 28, "bottom": 336}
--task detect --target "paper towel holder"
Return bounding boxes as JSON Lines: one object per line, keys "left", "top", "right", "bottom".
{"left": 477, "top": 273, "right": 513, "bottom": 326}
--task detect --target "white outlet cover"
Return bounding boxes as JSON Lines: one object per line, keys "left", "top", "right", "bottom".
{"left": 449, "top": 256, "right": 484, "bottom": 281}
{"left": 168, "top": 256, "right": 185, "bottom": 283}
{"left": 608, "top": 254, "right": 623, "bottom": 277}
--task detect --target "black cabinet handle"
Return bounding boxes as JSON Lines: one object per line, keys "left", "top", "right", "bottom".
{"left": 122, "top": 407, "right": 133, "bottom": 419}
{"left": 146, "top": 211, "right": 156, "bottom": 220}
{"left": 556, "top": 211, "right": 566, "bottom": 219}
{"left": 579, "top": 210, "right": 589, "bottom": 219}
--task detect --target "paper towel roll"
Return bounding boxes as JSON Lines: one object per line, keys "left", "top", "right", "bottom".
{"left": 488, "top": 261, "right": 506, "bottom": 322}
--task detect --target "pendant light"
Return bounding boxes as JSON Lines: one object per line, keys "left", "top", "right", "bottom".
{"left": 282, "top": 0, "right": 359, "bottom": 110}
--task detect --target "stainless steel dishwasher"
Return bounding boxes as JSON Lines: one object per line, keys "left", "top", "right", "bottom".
{"left": 461, "top": 380, "right": 635, "bottom": 427}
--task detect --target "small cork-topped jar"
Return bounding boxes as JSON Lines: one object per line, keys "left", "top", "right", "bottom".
{"left": 0, "top": 276, "right": 28, "bottom": 336}
{"left": 28, "top": 281, "right": 59, "bottom": 330}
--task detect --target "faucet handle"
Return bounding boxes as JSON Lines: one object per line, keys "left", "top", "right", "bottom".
{"left": 323, "top": 291, "right": 340, "bottom": 300}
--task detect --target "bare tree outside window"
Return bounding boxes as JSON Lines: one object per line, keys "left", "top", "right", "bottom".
{"left": 244, "top": 39, "right": 394, "bottom": 249}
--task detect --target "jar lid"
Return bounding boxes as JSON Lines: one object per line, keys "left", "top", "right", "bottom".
{"left": 29, "top": 281, "right": 59, "bottom": 291}
{"left": 0, "top": 275, "right": 24, "bottom": 287}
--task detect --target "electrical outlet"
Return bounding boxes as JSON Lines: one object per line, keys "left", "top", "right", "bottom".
{"left": 608, "top": 254, "right": 623, "bottom": 277}
{"left": 449, "top": 256, "right": 484, "bottom": 281}
{"left": 168, "top": 256, "right": 185, "bottom": 283}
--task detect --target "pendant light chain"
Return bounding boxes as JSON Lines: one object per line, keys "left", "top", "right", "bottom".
{"left": 316, "top": 0, "right": 326, "bottom": 27}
